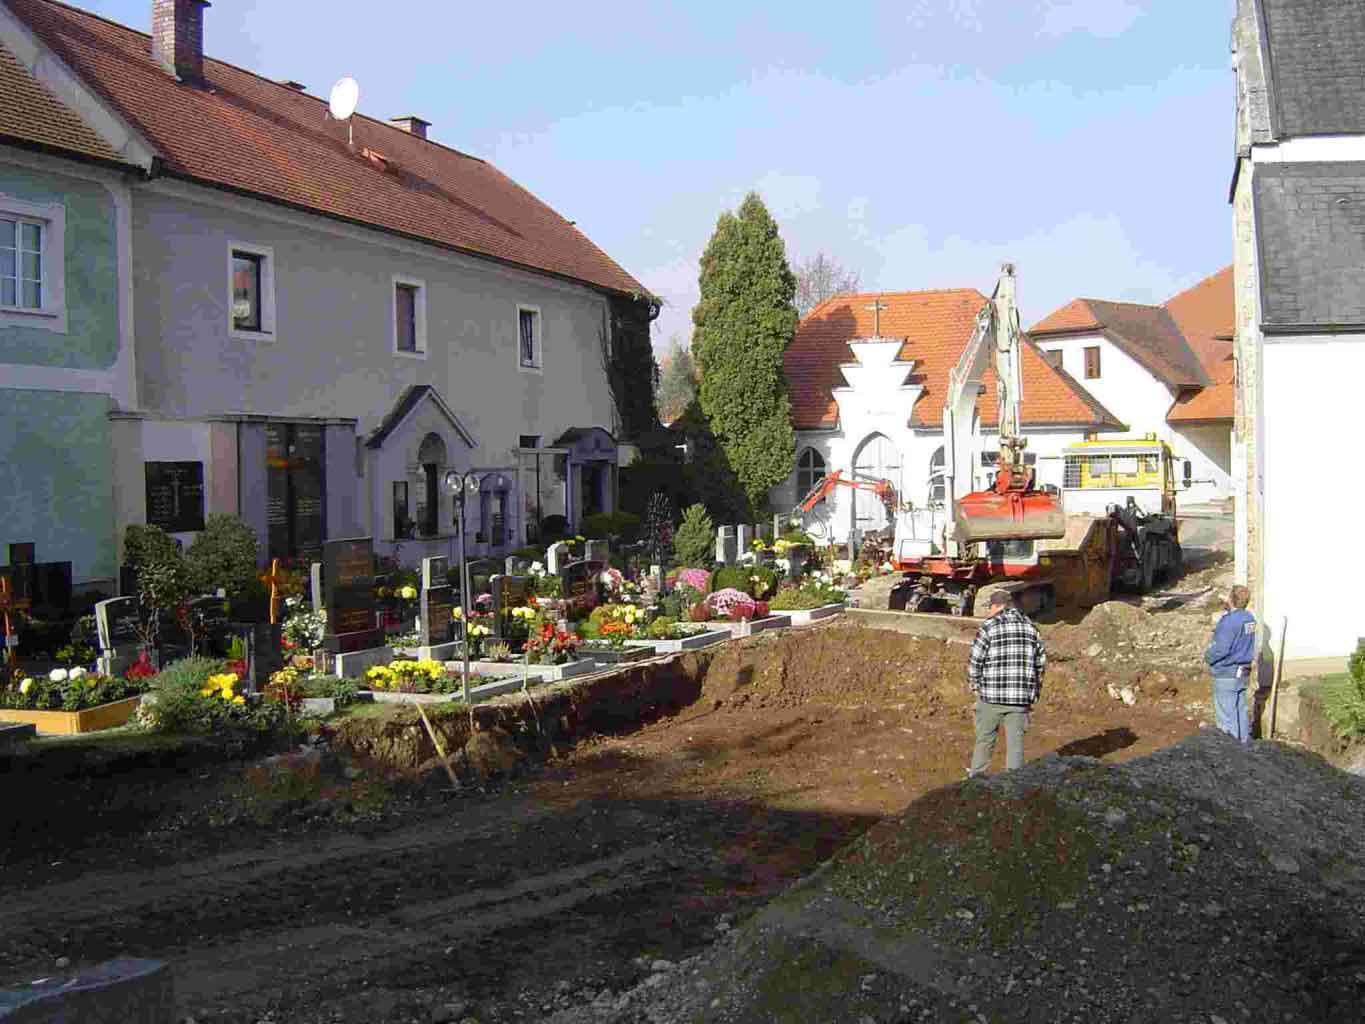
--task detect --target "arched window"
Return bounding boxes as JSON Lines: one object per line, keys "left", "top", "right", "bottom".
{"left": 929, "top": 446, "right": 946, "bottom": 505}
{"left": 852, "top": 433, "right": 901, "bottom": 530}
{"left": 416, "top": 432, "right": 448, "bottom": 537}
{"left": 796, "top": 447, "right": 826, "bottom": 500}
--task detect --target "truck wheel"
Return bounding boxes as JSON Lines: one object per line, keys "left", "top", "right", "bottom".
{"left": 952, "top": 587, "right": 976, "bottom": 617}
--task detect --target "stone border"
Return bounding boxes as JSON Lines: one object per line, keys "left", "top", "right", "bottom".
{"left": 784, "top": 603, "right": 847, "bottom": 626}
{"left": 625, "top": 629, "right": 731, "bottom": 654}
{"left": 450, "top": 658, "right": 600, "bottom": 683}
{"left": 718, "top": 614, "right": 793, "bottom": 638}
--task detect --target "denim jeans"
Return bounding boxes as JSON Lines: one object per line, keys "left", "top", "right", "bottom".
{"left": 970, "top": 699, "right": 1031, "bottom": 775}
{"left": 1212, "top": 676, "right": 1249, "bottom": 743}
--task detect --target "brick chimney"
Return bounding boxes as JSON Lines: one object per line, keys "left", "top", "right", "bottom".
{"left": 152, "top": 0, "right": 211, "bottom": 84}
{"left": 389, "top": 115, "right": 431, "bottom": 140}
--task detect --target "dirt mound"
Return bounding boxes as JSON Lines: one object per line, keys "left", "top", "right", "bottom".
{"left": 699, "top": 626, "right": 969, "bottom": 715}
{"left": 551, "top": 733, "right": 1365, "bottom": 1023}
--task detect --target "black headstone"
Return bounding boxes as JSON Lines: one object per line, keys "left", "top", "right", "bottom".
{"left": 144, "top": 461, "right": 206, "bottom": 533}
{"left": 245, "top": 623, "right": 284, "bottom": 693}
{"left": 560, "top": 560, "right": 603, "bottom": 617}
{"left": 95, "top": 597, "right": 142, "bottom": 652}
{"left": 27, "top": 562, "right": 72, "bottom": 616}
{"left": 491, "top": 574, "right": 533, "bottom": 636}
{"left": 8, "top": 542, "right": 35, "bottom": 564}
{"left": 187, "top": 595, "right": 231, "bottom": 653}
{"left": 321, "top": 537, "right": 383, "bottom": 654}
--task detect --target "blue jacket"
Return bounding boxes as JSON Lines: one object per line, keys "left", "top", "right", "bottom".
{"left": 1206, "top": 609, "right": 1256, "bottom": 677}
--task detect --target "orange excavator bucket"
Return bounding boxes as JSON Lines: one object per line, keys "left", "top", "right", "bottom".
{"left": 953, "top": 465, "right": 1066, "bottom": 543}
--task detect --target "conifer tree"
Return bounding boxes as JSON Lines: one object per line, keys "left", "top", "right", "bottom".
{"left": 691, "top": 193, "right": 799, "bottom": 510}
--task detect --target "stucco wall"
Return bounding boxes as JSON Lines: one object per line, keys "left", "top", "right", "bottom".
{"left": 1033, "top": 333, "right": 1176, "bottom": 437}
{"left": 0, "top": 389, "right": 114, "bottom": 582}
{"left": 0, "top": 160, "right": 118, "bottom": 370}
{"left": 130, "top": 186, "right": 616, "bottom": 468}
{"left": 1261, "top": 336, "right": 1365, "bottom": 659}
{"left": 1170, "top": 423, "right": 1232, "bottom": 506}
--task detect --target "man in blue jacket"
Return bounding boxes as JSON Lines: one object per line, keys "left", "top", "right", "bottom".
{"left": 1205, "top": 585, "right": 1256, "bottom": 742}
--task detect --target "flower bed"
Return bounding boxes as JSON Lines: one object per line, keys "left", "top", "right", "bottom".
{"left": 0, "top": 667, "right": 146, "bottom": 714}
{"left": 0, "top": 697, "right": 142, "bottom": 736}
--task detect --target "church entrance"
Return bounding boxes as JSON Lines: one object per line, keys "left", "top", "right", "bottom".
{"left": 851, "top": 433, "right": 901, "bottom": 535}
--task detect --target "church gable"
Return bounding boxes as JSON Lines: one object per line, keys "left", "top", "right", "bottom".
{"left": 832, "top": 341, "right": 922, "bottom": 423}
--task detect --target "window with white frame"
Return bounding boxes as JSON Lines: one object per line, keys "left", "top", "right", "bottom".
{"left": 796, "top": 447, "right": 826, "bottom": 500}
{"left": 0, "top": 196, "right": 65, "bottom": 330}
{"left": 517, "top": 305, "right": 541, "bottom": 370}
{"left": 393, "top": 276, "right": 426, "bottom": 356}
{"left": 228, "top": 242, "right": 276, "bottom": 339}
{"left": 929, "top": 446, "right": 946, "bottom": 504}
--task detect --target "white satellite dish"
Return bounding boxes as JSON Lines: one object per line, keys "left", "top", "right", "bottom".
{"left": 328, "top": 76, "right": 360, "bottom": 121}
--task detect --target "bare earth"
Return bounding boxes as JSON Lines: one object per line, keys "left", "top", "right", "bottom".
{"left": 0, "top": 619, "right": 1215, "bottom": 1023}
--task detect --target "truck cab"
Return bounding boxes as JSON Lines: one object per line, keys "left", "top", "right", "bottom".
{"left": 1061, "top": 435, "right": 1182, "bottom": 518}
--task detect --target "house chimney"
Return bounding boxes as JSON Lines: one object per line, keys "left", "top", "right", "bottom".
{"left": 152, "top": 0, "right": 211, "bottom": 84}
{"left": 389, "top": 115, "right": 431, "bottom": 140}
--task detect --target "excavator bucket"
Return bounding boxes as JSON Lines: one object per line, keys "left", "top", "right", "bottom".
{"left": 953, "top": 487, "right": 1067, "bottom": 543}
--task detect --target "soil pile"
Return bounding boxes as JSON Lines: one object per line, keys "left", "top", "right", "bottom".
{"left": 549, "top": 733, "right": 1365, "bottom": 1023}
{"left": 1047, "top": 600, "right": 1214, "bottom": 684}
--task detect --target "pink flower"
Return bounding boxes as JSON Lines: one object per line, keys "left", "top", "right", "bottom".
{"left": 707, "top": 587, "right": 756, "bottom": 621}
{"left": 677, "top": 568, "right": 711, "bottom": 594}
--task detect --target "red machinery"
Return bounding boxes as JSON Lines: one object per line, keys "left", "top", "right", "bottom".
{"left": 796, "top": 470, "right": 900, "bottom": 517}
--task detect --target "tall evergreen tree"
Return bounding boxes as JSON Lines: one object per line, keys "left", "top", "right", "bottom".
{"left": 657, "top": 335, "right": 697, "bottom": 424}
{"left": 691, "top": 193, "right": 799, "bottom": 511}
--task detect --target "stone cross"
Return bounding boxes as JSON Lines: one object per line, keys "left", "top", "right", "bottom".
{"left": 866, "top": 297, "right": 889, "bottom": 337}
{"left": 310, "top": 562, "right": 324, "bottom": 614}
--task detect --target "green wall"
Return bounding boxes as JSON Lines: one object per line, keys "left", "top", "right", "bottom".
{"left": 0, "top": 389, "right": 115, "bottom": 582}
{"left": 0, "top": 162, "right": 119, "bottom": 369}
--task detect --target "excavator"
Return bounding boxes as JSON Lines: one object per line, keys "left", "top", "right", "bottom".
{"left": 875, "top": 264, "right": 1182, "bottom": 617}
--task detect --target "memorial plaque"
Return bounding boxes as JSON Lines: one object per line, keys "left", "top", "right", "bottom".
{"left": 144, "top": 461, "right": 205, "bottom": 533}
{"left": 321, "top": 537, "right": 383, "bottom": 653}
{"left": 421, "top": 556, "right": 449, "bottom": 590}
{"left": 491, "top": 574, "right": 533, "bottom": 636}
{"left": 95, "top": 596, "right": 142, "bottom": 652}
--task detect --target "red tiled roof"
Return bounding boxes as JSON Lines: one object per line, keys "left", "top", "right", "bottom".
{"left": 1029, "top": 297, "right": 1209, "bottom": 389}
{"left": 7, "top": 0, "right": 647, "bottom": 297}
{"left": 1163, "top": 266, "right": 1234, "bottom": 383}
{"left": 0, "top": 38, "right": 122, "bottom": 163}
{"left": 786, "top": 289, "right": 1124, "bottom": 432}
{"left": 1167, "top": 381, "right": 1233, "bottom": 424}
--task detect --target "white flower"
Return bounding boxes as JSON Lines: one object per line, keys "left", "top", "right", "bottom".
{"left": 49, "top": 668, "right": 68, "bottom": 683}
{"left": 68, "top": 667, "right": 86, "bottom": 680}
{"left": 18, "top": 678, "right": 32, "bottom": 695}
{"left": 530, "top": 561, "right": 544, "bottom": 574}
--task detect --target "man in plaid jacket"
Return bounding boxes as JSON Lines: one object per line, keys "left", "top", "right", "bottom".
{"left": 967, "top": 590, "right": 1046, "bottom": 776}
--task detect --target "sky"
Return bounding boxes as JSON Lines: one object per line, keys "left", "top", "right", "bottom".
{"left": 82, "top": 0, "right": 1237, "bottom": 351}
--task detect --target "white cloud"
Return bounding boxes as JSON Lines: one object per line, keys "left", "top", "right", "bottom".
{"left": 1039, "top": 0, "right": 1143, "bottom": 40}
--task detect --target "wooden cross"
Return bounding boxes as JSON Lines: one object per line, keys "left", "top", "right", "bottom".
{"left": 260, "top": 558, "right": 287, "bottom": 625}
{"left": 866, "top": 298, "right": 889, "bottom": 337}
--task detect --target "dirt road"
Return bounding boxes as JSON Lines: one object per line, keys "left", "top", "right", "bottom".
{"left": 0, "top": 625, "right": 1211, "bottom": 1023}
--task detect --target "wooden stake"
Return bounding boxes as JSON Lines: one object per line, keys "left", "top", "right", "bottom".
{"left": 261, "top": 558, "right": 286, "bottom": 625}
{"left": 1269, "top": 616, "right": 1288, "bottom": 740}
{"left": 415, "top": 702, "right": 459, "bottom": 789}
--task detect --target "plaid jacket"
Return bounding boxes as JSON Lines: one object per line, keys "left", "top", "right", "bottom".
{"left": 968, "top": 607, "right": 1046, "bottom": 706}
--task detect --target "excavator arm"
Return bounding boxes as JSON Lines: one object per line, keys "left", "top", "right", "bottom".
{"left": 796, "top": 470, "right": 900, "bottom": 517}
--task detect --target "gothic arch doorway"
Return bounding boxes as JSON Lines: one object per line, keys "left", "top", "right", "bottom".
{"left": 851, "top": 432, "right": 901, "bottom": 533}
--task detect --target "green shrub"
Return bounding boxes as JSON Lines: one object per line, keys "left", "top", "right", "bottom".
{"left": 647, "top": 615, "right": 678, "bottom": 640}
{"left": 580, "top": 512, "right": 642, "bottom": 542}
{"left": 712, "top": 566, "right": 750, "bottom": 593}
{"left": 185, "top": 514, "right": 260, "bottom": 601}
{"left": 1320, "top": 640, "right": 1365, "bottom": 740}
{"left": 769, "top": 587, "right": 826, "bottom": 611}
{"left": 672, "top": 504, "right": 715, "bottom": 570}
{"left": 123, "top": 524, "right": 181, "bottom": 569}
{"left": 142, "top": 656, "right": 226, "bottom": 733}
{"left": 780, "top": 530, "right": 816, "bottom": 546}
{"left": 298, "top": 675, "right": 359, "bottom": 707}
{"left": 534, "top": 575, "right": 563, "bottom": 598}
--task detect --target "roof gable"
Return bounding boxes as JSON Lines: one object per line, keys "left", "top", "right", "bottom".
{"left": 365, "top": 386, "right": 477, "bottom": 451}
{"left": 1163, "top": 266, "right": 1234, "bottom": 382}
{"left": 1029, "top": 296, "right": 1210, "bottom": 389}
{"left": 785, "top": 288, "right": 1123, "bottom": 433}
{"left": 7, "top": 0, "right": 646, "bottom": 297}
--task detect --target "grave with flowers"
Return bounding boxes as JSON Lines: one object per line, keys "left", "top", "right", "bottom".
{"left": 0, "top": 664, "right": 148, "bottom": 734}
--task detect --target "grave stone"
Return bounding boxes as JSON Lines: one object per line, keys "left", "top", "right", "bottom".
{"left": 546, "top": 541, "right": 570, "bottom": 575}
{"left": 186, "top": 595, "right": 231, "bottom": 655}
{"left": 321, "top": 537, "right": 383, "bottom": 654}
{"left": 310, "top": 562, "right": 324, "bottom": 614}
{"left": 491, "top": 574, "right": 533, "bottom": 637}
{"left": 419, "top": 556, "right": 455, "bottom": 653}
{"left": 95, "top": 596, "right": 142, "bottom": 676}
{"left": 244, "top": 623, "right": 283, "bottom": 693}
{"left": 505, "top": 555, "right": 534, "bottom": 576}
{"left": 715, "top": 526, "right": 737, "bottom": 567}
{"left": 736, "top": 524, "right": 752, "bottom": 557}
{"left": 585, "top": 539, "right": 609, "bottom": 565}
{"left": 560, "top": 559, "right": 602, "bottom": 617}
{"left": 8, "top": 542, "right": 34, "bottom": 565}
{"left": 786, "top": 544, "right": 810, "bottom": 584}
{"left": 773, "top": 514, "right": 784, "bottom": 540}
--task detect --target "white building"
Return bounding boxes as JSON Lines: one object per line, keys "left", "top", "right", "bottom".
{"left": 775, "top": 287, "right": 1124, "bottom": 548}
{"left": 1232, "top": 0, "right": 1365, "bottom": 666}
{"left": 1026, "top": 268, "right": 1235, "bottom": 508}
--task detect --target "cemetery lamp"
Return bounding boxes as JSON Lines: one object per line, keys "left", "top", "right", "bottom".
{"left": 444, "top": 469, "right": 483, "bottom": 703}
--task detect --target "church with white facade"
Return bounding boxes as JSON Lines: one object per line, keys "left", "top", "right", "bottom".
{"left": 775, "top": 269, "right": 1234, "bottom": 549}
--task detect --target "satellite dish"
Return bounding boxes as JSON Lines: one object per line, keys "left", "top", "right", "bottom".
{"left": 328, "top": 77, "right": 360, "bottom": 120}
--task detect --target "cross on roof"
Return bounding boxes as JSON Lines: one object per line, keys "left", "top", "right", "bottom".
{"left": 866, "top": 298, "right": 889, "bottom": 337}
